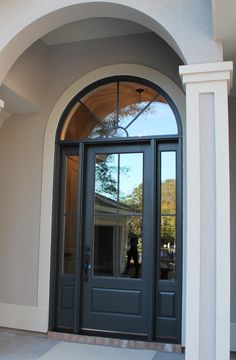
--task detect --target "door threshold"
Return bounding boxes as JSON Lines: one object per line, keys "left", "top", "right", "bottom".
{"left": 48, "top": 331, "right": 183, "bottom": 353}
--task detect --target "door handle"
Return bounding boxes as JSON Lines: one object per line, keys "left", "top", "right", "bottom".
{"left": 84, "top": 244, "right": 91, "bottom": 281}
{"left": 84, "top": 262, "right": 91, "bottom": 282}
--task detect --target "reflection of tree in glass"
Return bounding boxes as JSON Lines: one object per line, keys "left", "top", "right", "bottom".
{"left": 90, "top": 112, "right": 117, "bottom": 138}
{"left": 161, "top": 217, "right": 175, "bottom": 246}
{"left": 161, "top": 179, "right": 176, "bottom": 248}
{"left": 120, "top": 103, "right": 145, "bottom": 120}
{"left": 122, "top": 183, "right": 143, "bottom": 213}
{"left": 123, "top": 179, "right": 176, "bottom": 244}
{"left": 121, "top": 185, "right": 142, "bottom": 232}
{"left": 89, "top": 102, "right": 152, "bottom": 138}
{"left": 122, "top": 183, "right": 143, "bottom": 261}
{"left": 95, "top": 155, "right": 117, "bottom": 198}
{"left": 161, "top": 179, "right": 176, "bottom": 214}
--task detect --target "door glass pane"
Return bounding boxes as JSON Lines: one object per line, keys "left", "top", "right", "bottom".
{"left": 160, "top": 151, "right": 176, "bottom": 280}
{"left": 94, "top": 225, "right": 114, "bottom": 276}
{"left": 93, "top": 152, "right": 143, "bottom": 278}
{"left": 119, "top": 153, "right": 143, "bottom": 211}
{"left": 95, "top": 154, "right": 118, "bottom": 201}
{"left": 63, "top": 155, "right": 79, "bottom": 274}
{"left": 94, "top": 153, "right": 118, "bottom": 276}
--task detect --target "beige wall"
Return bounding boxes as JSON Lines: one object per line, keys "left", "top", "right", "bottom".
{"left": 0, "top": 112, "right": 45, "bottom": 305}
{"left": 3, "top": 41, "right": 47, "bottom": 112}
{"left": 0, "top": 32, "right": 183, "bottom": 306}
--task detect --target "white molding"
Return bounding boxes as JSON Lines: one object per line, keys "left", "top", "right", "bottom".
{"left": 0, "top": 99, "right": 4, "bottom": 109}
{"left": 179, "top": 61, "right": 232, "bottom": 360}
{"left": 179, "top": 61, "right": 233, "bottom": 90}
{"left": 214, "top": 81, "right": 231, "bottom": 359}
{"left": 0, "top": 303, "right": 48, "bottom": 333}
{"left": 184, "top": 83, "right": 201, "bottom": 359}
{"left": 37, "top": 63, "right": 186, "bottom": 334}
{"left": 231, "top": 322, "right": 236, "bottom": 351}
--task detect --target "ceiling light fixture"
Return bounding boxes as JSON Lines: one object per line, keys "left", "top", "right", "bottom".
{"left": 136, "top": 88, "right": 144, "bottom": 102}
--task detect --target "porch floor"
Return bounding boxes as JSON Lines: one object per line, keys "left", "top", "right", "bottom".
{"left": 0, "top": 330, "right": 235, "bottom": 359}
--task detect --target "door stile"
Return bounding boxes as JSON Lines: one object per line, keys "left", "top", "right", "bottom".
{"left": 49, "top": 143, "right": 62, "bottom": 330}
{"left": 176, "top": 138, "right": 183, "bottom": 343}
{"left": 147, "top": 139, "right": 157, "bottom": 341}
{"left": 74, "top": 143, "right": 84, "bottom": 333}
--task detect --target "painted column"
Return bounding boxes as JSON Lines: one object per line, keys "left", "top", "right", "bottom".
{"left": 179, "top": 62, "right": 233, "bottom": 360}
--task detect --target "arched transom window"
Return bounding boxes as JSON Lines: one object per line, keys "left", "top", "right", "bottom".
{"left": 59, "top": 77, "right": 180, "bottom": 140}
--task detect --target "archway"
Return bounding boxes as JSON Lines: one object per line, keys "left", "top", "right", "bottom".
{"left": 0, "top": 1, "right": 186, "bottom": 86}
{"left": 0, "top": 0, "right": 223, "bottom": 86}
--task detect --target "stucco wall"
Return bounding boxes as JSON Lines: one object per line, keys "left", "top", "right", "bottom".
{"left": 3, "top": 41, "right": 47, "bottom": 112}
{"left": 0, "top": 32, "right": 183, "bottom": 307}
{"left": 0, "top": 112, "right": 45, "bottom": 305}
{"left": 0, "top": 0, "right": 222, "bottom": 86}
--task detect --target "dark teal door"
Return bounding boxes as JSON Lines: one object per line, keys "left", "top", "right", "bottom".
{"left": 80, "top": 144, "right": 153, "bottom": 337}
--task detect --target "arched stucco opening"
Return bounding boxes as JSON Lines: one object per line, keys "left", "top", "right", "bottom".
{"left": 0, "top": 0, "right": 223, "bottom": 85}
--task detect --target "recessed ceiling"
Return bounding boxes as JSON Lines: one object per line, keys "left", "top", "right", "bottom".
{"left": 42, "top": 17, "right": 150, "bottom": 46}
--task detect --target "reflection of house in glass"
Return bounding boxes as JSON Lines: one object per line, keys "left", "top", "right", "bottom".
{"left": 93, "top": 192, "right": 142, "bottom": 278}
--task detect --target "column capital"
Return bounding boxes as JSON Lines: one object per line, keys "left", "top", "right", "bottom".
{"left": 179, "top": 61, "right": 233, "bottom": 92}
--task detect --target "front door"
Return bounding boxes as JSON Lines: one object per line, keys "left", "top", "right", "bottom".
{"left": 80, "top": 144, "right": 153, "bottom": 337}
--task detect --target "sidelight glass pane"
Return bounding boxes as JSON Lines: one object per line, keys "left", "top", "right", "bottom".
{"left": 63, "top": 215, "right": 77, "bottom": 274}
{"left": 161, "top": 152, "right": 176, "bottom": 214}
{"left": 63, "top": 155, "right": 79, "bottom": 275}
{"left": 160, "top": 215, "right": 176, "bottom": 280}
{"left": 64, "top": 156, "right": 79, "bottom": 213}
{"left": 120, "top": 216, "right": 142, "bottom": 278}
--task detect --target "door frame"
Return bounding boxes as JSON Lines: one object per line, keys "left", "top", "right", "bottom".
{"left": 49, "top": 135, "right": 182, "bottom": 343}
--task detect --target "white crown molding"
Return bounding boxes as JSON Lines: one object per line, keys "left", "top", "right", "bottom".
{"left": 179, "top": 61, "right": 233, "bottom": 92}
